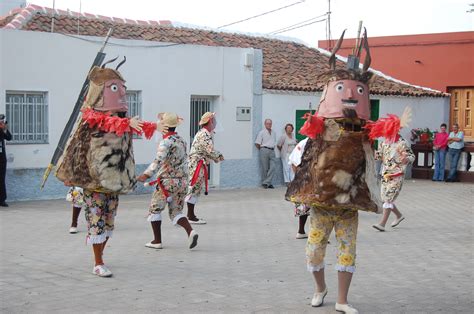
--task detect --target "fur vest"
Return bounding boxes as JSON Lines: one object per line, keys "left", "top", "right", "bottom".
{"left": 56, "top": 123, "right": 136, "bottom": 194}
{"left": 286, "top": 119, "right": 382, "bottom": 212}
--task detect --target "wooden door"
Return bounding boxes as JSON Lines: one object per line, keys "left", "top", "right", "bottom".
{"left": 449, "top": 88, "right": 473, "bottom": 141}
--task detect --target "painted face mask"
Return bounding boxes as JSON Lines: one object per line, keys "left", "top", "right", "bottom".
{"left": 84, "top": 57, "right": 129, "bottom": 114}
{"left": 318, "top": 79, "right": 370, "bottom": 120}
{"left": 102, "top": 79, "right": 128, "bottom": 113}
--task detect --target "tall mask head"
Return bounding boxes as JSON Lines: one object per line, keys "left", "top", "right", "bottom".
{"left": 317, "top": 71, "right": 372, "bottom": 120}
{"left": 84, "top": 57, "right": 128, "bottom": 113}
{"left": 318, "top": 28, "right": 373, "bottom": 120}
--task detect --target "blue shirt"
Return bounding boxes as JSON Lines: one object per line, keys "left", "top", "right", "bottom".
{"left": 448, "top": 131, "right": 464, "bottom": 149}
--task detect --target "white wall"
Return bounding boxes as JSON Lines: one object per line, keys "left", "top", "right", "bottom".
{"left": 0, "top": 29, "right": 255, "bottom": 171}
{"left": 374, "top": 95, "right": 450, "bottom": 141}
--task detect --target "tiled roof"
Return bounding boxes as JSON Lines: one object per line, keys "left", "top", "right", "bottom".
{"left": 0, "top": 11, "right": 15, "bottom": 28}
{"left": 1, "top": 4, "right": 448, "bottom": 98}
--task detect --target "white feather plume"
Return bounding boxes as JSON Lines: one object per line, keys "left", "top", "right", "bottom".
{"left": 400, "top": 106, "right": 412, "bottom": 129}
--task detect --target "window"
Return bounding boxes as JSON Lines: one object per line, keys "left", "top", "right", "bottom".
{"left": 453, "top": 92, "right": 459, "bottom": 124}
{"left": 127, "top": 91, "right": 142, "bottom": 118}
{"left": 190, "top": 96, "right": 212, "bottom": 179}
{"left": 127, "top": 91, "right": 142, "bottom": 138}
{"left": 466, "top": 91, "right": 471, "bottom": 127}
{"left": 5, "top": 92, "right": 48, "bottom": 144}
{"left": 190, "top": 96, "right": 211, "bottom": 142}
{"left": 449, "top": 87, "right": 473, "bottom": 140}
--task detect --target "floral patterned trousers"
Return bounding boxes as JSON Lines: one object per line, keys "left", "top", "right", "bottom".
{"left": 148, "top": 178, "right": 187, "bottom": 225}
{"left": 185, "top": 160, "right": 207, "bottom": 204}
{"left": 83, "top": 190, "right": 119, "bottom": 245}
{"left": 381, "top": 175, "right": 404, "bottom": 204}
{"left": 306, "top": 207, "right": 358, "bottom": 273}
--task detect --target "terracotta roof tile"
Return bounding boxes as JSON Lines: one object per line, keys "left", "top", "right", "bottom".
{"left": 0, "top": 14, "right": 14, "bottom": 28}
{"left": 1, "top": 5, "right": 448, "bottom": 98}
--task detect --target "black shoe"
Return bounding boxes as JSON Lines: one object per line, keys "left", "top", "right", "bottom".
{"left": 0, "top": 202, "right": 9, "bottom": 207}
{"left": 262, "top": 184, "right": 268, "bottom": 189}
{"left": 268, "top": 185, "right": 275, "bottom": 189}
{"left": 445, "top": 178, "right": 452, "bottom": 182}
{"left": 452, "top": 178, "right": 460, "bottom": 182}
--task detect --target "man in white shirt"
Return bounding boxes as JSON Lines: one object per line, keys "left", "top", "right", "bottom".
{"left": 446, "top": 123, "right": 465, "bottom": 182}
{"left": 255, "top": 119, "right": 277, "bottom": 188}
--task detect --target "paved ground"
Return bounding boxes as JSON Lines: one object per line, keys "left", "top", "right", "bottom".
{"left": 0, "top": 180, "right": 473, "bottom": 313}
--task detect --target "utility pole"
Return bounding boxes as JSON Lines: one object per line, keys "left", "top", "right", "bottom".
{"left": 327, "top": 0, "right": 332, "bottom": 50}
{"left": 51, "top": 0, "right": 55, "bottom": 33}
{"left": 77, "top": 0, "right": 82, "bottom": 35}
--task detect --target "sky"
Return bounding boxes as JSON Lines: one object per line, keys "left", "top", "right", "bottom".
{"left": 5, "top": 0, "right": 474, "bottom": 47}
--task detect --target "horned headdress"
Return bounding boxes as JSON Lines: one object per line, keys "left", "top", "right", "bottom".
{"left": 55, "top": 56, "right": 139, "bottom": 194}
{"left": 84, "top": 56, "right": 127, "bottom": 112}
{"left": 300, "top": 27, "right": 374, "bottom": 139}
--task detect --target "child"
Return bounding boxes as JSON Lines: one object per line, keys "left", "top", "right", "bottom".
{"left": 66, "top": 186, "right": 84, "bottom": 233}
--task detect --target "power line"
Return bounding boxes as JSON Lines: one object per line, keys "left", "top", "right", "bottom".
{"left": 58, "top": 32, "right": 184, "bottom": 48}
{"left": 271, "top": 18, "right": 326, "bottom": 35}
{"left": 217, "top": 0, "right": 305, "bottom": 29}
{"left": 51, "top": 1, "right": 313, "bottom": 48}
{"left": 268, "top": 13, "right": 328, "bottom": 35}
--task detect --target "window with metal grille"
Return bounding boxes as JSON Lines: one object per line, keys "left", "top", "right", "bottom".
{"left": 127, "top": 91, "right": 142, "bottom": 138}
{"left": 190, "top": 96, "right": 211, "bottom": 142}
{"left": 5, "top": 92, "right": 48, "bottom": 144}
{"left": 190, "top": 96, "right": 212, "bottom": 180}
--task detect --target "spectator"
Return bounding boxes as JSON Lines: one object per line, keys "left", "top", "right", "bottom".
{"left": 432, "top": 123, "right": 449, "bottom": 181}
{"left": 277, "top": 123, "right": 298, "bottom": 185}
{"left": 255, "top": 119, "right": 276, "bottom": 189}
{"left": 0, "top": 114, "right": 12, "bottom": 207}
{"left": 446, "top": 123, "right": 464, "bottom": 182}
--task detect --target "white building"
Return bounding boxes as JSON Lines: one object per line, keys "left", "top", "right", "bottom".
{"left": 0, "top": 4, "right": 449, "bottom": 200}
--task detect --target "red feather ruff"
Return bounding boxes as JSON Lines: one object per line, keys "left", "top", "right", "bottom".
{"left": 364, "top": 114, "right": 401, "bottom": 143}
{"left": 299, "top": 113, "right": 325, "bottom": 139}
{"left": 81, "top": 108, "right": 157, "bottom": 139}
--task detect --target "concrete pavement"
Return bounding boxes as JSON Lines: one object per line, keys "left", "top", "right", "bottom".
{"left": 0, "top": 180, "right": 473, "bottom": 313}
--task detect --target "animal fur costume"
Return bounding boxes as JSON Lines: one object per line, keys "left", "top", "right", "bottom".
{"left": 56, "top": 59, "right": 156, "bottom": 193}
{"left": 285, "top": 29, "right": 382, "bottom": 213}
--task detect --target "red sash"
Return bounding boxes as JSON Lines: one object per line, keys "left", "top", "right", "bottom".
{"left": 146, "top": 178, "right": 172, "bottom": 201}
{"left": 190, "top": 160, "right": 208, "bottom": 195}
{"left": 143, "top": 132, "right": 178, "bottom": 202}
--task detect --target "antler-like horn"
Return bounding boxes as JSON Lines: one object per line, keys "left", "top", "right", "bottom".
{"left": 101, "top": 56, "right": 119, "bottom": 69}
{"left": 329, "top": 29, "right": 346, "bottom": 71}
{"left": 116, "top": 56, "right": 127, "bottom": 70}
{"left": 362, "top": 28, "right": 371, "bottom": 72}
